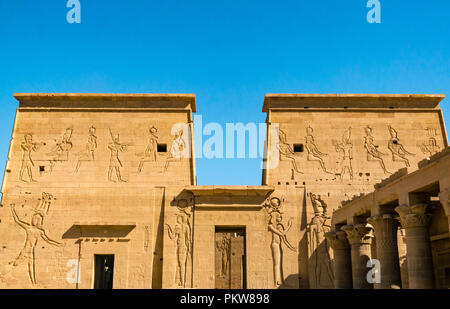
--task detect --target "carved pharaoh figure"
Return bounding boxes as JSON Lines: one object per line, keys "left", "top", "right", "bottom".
{"left": 264, "top": 197, "right": 296, "bottom": 287}
{"left": 107, "top": 129, "right": 130, "bottom": 182}
{"left": 364, "top": 126, "right": 389, "bottom": 174}
{"left": 75, "top": 125, "right": 97, "bottom": 172}
{"left": 387, "top": 125, "right": 415, "bottom": 167}
{"left": 2, "top": 193, "right": 63, "bottom": 286}
{"left": 307, "top": 193, "right": 334, "bottom": 288}
{"left": 419, "top": 137, "right": 440, "bottom": 157}
{"left": 305, "top": 126, "right": 330, "bottom": 173}
{"left": 333, "top": 127, "right": 353, "bottom": 180}
{"left": 137, "top": 126, "right": 158, "bottom": 173}
{"left": 19, "top": 134, "right": 44, "bottom": 182}
{"left": 277, "top": 129, "right": 303, "bottom": 174}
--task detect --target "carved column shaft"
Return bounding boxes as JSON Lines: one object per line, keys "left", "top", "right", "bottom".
{"left": 395, "top": 203, "right": 434, "bottom": 289}
{"left": 368, "top": 214, "right": 401, "bottom": 289}
{"left": 325, "top": 231, "right": 352, "bottom": 289}
{"left": 342, "top": 224, "right": 374, "bottom": 289}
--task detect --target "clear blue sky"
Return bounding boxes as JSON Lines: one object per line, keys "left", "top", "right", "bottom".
{"left": 0, "top": 0, "right": 449, "bottom": 185}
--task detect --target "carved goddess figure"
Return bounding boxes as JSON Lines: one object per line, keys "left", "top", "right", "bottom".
{"left": 75, "top": 126, "right": 97, "bottom": 172}
{"left": 277, "top": 129, "right": 303, "bottom": 174}
{"left": 108, "top": 129, "right": 130, "bottom": 182}
{"left": 264, "top": 197, "right": 296, "bottom": 287}
{"left": 163, "top": 129, "right": 186, "bottom": 172}
{"left": 307, "top": 193, "right": 334, "bottom": 288}
{"left": 364, "top": 126, "right": 389, "bottom": 174}
{"left": 6, "top": 195, "right": 63, "bottom": 285}
{"left": 387, "top": 125, "right": 415, "bottom": 167}
{"left": 305, "top": 126, "right": 330, "bottom": 173}
{"left": 19, "top": 134, "right": 44, "bottom": 182}
{"left": 137, "top": 126, "right": 158, "bottom": 173}
{"left": 166, "top": 214, "right": 191, "bottom": 287}
{"left": 333, "top": 127, "right": 353, "bottom": 180}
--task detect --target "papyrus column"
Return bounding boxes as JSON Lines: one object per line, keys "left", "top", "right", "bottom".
{"left": 325, "top": 231, "right": 352, "bottom": 289}
{"left": 395, "top": 203, "right": 434, "bottom": 289}
{"left": 367, "top": 214, "right": 401, "bottom": 289}
{"left": 342, "top": 223, "right": 374, "bottom": 289}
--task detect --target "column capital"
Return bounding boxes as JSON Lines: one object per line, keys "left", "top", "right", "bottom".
{"left": 395, "top": 203, "right": 431, "bottom": 229}
{"left": 325, "top": 231, "right": 350, "bottom": 250}
{"left": 341, "top": 223, "right": 374, "bottom": 246}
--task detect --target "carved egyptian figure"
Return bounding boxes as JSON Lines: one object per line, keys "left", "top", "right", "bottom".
{"left": 164, "top": 130, "right": 186, "bottom": 172}
{"left": 267, "top": 210, "right": 295, "bottom": 287}
{"left": 277, "top": 129, "right": 303, "bottom": 174}
{"left": 364, "top": 126, "right": 389, "bottom": 174}
{"left": 333, "top": 128, "right": 353, "bottom": 180}
{"left": 307, "top": 194, "right": 334, "bottom": 288}
{"left": 19, "top": 134, "right": 44, "bottom": 182}
{"left": 305, "top": 126, "right": 330, "bottom": 173}
{"left": 48, "top": 128, "right": 73, "bottom": 169}
{"left": 387, "top": 125, "right": 414, "bottom": 167}
{"left": 75, "top": 126, "right": 97, "bottom": 172}
{"left": 137, "top": 126, "right": 158, "bottom": 173}
{"left": 167, "top": 214, "right": 191, "bottom": 287}
{"left": 6, "top": 201, "right": 62, "bottom": 286}
{"left": 108, "top": 130, "right": 129, "bottom": 182}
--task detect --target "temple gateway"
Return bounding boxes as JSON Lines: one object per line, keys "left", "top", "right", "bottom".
{"left": 0, "top": 93, "right": 448, "bottom": 289}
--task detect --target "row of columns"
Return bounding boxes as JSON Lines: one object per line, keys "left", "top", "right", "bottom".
{"left": 325, "top": 203, "right": 435, "bottom": 289}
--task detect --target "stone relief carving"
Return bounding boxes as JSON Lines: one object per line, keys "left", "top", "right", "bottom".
{"left": 137, "top": 126, "right": 158, "bottom": 173}
{"left": 144, "top": 225, "right": 150, "bottom": 252}
{"left": 74, "top": 125, "right": 97, "bottom": 173}
{"left": 419, "top": 127, "right": 440, "bottom": 157}
{"left": 47, "top": 127, "right": 73, "bottom": 172}
{"left": 0, "top": 193, "right": 63, "bottom": 286}
{"left": 216, "top": 233, "right": 231, "bottom": 277}
{"left": 264, "top": 197, "right": 296, "bottom": 287}
{"left": 163, "top": 129, "right": 186, "bottom": 173}
{"left": 332, "top": 127, "right": 353, "bottom": 180}
{"left": 305, "top": 126, "right": 331, "bottom": 174}
{"left": 307, "top": 193, "right": 334, "bottom": 288}
{"left": 364, "top": 126, "right": 390, "bottom": 174}
{"left": 387, "top": 125, "right": 415, "bottom": 167}
{"left": 166, "top": 199, "right": 192, "bottom": 288}
{"left": 108, "top": 128, "right": 131, "bottom": 182}
{"left": 278, "top": 129, "right": 303, "bottom": 174}
{"left": 19, "top": 134, "right": 45, "bottom": 182}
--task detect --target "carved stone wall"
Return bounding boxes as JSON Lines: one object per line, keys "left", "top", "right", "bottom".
{"left": 265, "top": 104, "right": 447, "bottom": 288}
{"left": 0, "top": 95, "right": 195, "bottom": 289}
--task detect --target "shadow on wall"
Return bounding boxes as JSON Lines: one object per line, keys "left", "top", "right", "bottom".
{"left": 277, "top": 274, "right": 300, "bottom": 289}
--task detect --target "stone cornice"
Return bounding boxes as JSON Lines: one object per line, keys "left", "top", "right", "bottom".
{"left": 14, "top": 93, "right": 197, "bottom": 112}
{"left": 262, "top": 94, "right": 445, "bottom": 112}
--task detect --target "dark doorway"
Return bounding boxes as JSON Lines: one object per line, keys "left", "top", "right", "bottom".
{"left": 215, "top": 227, "right": 246, "bottom": 289}
{"left": 94, "top": 255, "right": 115, "bottom": 289}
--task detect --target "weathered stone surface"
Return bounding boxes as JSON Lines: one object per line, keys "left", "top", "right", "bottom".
{"left": 0, "top": 93, "right": 448, "bottom": 289}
